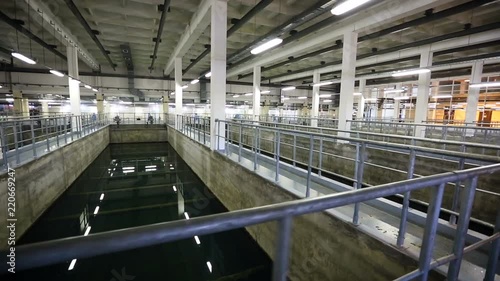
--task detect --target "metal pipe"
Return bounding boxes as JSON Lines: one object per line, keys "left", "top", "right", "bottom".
{"left": 272, "top": 216, "right": 292, "bottom": 281}
{"left": 397, "top": 148, "right": 416, "bottom": 246}
{"left": 63, "top": 0, "right": 116, "bottom": 70}
{"left": 11, "top": 164, "right": 500, "bottom": 271}
{"left": 150, "top": 0, "right": 172, "bottom": 71}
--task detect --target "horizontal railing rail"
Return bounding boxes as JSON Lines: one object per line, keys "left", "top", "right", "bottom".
{"left": 8, "top": 164, "right": 500, "bottom": 281}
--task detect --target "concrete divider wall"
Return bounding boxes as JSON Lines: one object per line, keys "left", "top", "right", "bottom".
{"left": 229, "top": 127, "right": 499, "bottom": 224}
{"left": 168, "top": 127, "right": 443, "bottom": 281}
{"left": 109, "top": 124, "right": 168, "bottom": 143}
{"left": 0, "top": 127, "right": 110, "bottom": 247}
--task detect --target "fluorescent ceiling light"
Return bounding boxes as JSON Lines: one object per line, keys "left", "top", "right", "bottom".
{"left": 93, "top": 206, "right": 100, "bottom": 215}
{"left": 432, "top": 95, "right": 452, "bottom": 99}
{"left": 205, "top": 72, "right": 212, "bottom": 78}
{"left": 393, "top": 96, "right": 410, "bottom": 100}
{"left": 206, "top": 261, "right": 212, "bottom": 273}
{"left": 84, "top": 84, "right": 92, "bottom": 89}
{"left": 384, "top": 89, "right": 404, "bottom": 93}
{"left": 323, "top": 99, "right": 332, "bottom": 102}
{"left": 145, "top": 168, "right": 157, "bottom": 172}
{"left": 145, "top": 165, "right": 156, "bottom": 169}
{"left": 251, "top": 38, "right": 283, "bottom": 55}
{"left": 261, "top": 90, "right": 271, "bottom": 94}
{"left": 298, "top": 96, "right": 307, "bottom": 99}
{"left": 245, "top": 93, "right": 253, "bottom": 96}
{"left": 282, "top": 86, "right": 296, "bottom": 91}
{"left": 68, "top": 259, "right": 77, "bottom": 270}
{"left": 331, "top": 0, "right": 371, "bottom": 16}
{"left": 319, "top": 94, "right": 331, "bottom": 98}
{"left": 173, "top": 185, "right": 177, "bottom": 192}
{"left": 84, "top": 226, "right": 91, "bottom": 236}
{"left": 313, "top": 81, "right": 334, "bottom": 87}
{"left": 184, "top": 212, "right": 190, "bottom": 220}
{"left": 92, "top": 88, "right": 98, "bottom": 92}
{"left": 6, "top": 98, "right": 14, "bottom": 102}
{"left": 191, "top": 79, "right": 199, "bottom": 85}
{"left": 99, "top": 193, "right": 104, "bottom": 201}
{"left": 365, "top": 98, "right": 377, "bottom": 101}
{"left": 12, "top": 52, "right": 36, "bottom": 64}
{"left": 0, "top": 85, "right": 2, "bottom": 88}
{"left": 194, "top": 236, "right": 201, "bottom": 245}
{"left": 50, "top": 70, "right": 65, "bottom": 77}
{"left": 469, "top": 82, "right": 500, "bottom": 88}
{"left": 392, "top": 68, "right": 431, "bottom": 77}
{"left": 233, "top": 95, "right": 240, "bottom": 98}
{"left": 282, "top": 97, "right": 290, "bottom": 100}
{"left": 353, "top": 92, "right": 362, "bottom": 96}
{"left": 182, "top": 85, "right": 189, "bottom": 89}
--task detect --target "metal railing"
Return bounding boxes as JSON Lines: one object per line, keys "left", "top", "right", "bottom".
{"left": 109, "top": 112, "right": 164, "bottom": 125}
{"left": 10, "top": 163, "right": 500, "bottom": 281}
{"left": 0, "top": 113, "right": 110, "bottom": 170}
{"left": 235, "top": 119, "right": 500, "bottom": 157}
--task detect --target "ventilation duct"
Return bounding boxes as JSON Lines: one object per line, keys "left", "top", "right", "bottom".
{"left": 121, "top": 44, "right": 145, "bottom": 101}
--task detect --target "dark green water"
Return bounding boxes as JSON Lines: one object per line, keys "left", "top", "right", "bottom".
{"left": 7, "top": 143, "right": 272, "bottom": 281}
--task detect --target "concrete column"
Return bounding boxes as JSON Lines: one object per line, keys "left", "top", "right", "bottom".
{"left": 311, "top": 69, "right": 320, "bottom": 127}
{"left": 41, "top": 101, "right": 49, "bottom": 116}
{"left": 175, "top": 57, "right": 183, "bottom": 128}
{"left": 465, "top": 61, "right": 483, "bottom": 125}
{"left": 393, "top": 84, "right": 402, "bottom": 120}
{"left": 22, "top": 98, "right": 29, "bottom": 117}
{"left": 414, "top": 48, "right": 432, "bottom": 137}
{"left": 13, "top": 90, "right": 23, "bottom": 115}
{"left": 252, "top": 66, "right": 261, "bottom": 121}
{"left": 338, "top": 30, "right": 358, "bottom": 136}
{"left": 357, "top": 79, "right": 366, "bottom": 120}
{"left": 210, "top": 0, "right": 227, "bottom": 151}
{"left": 67, "top": 45, "right": 81, "bottom": 116}
{"left": 96, "top": 92, "right": 104, "bottom": 115}
{"left": 459, "top": 80, "right": 467, "bottom": 95}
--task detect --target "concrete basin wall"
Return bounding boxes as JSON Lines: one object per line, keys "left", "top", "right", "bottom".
{"left": 168, "top": 127, "right": 443, "bottom": 281}
{"left": 0, "top": 126, "right": 110, "bottom": 247}
{"left": 109, "top": 124, "right": 167, "bottom": 143}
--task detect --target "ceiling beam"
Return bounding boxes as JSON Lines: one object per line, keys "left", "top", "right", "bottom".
{"left": 63, "top": 0, "right": 116, "bottom": 70}
{"left": 163, "top": 0, "right": 212, "bottom": 76}
{"left": 149, "top": 0, "right": 171, "bottom": 72}
{"left": 22, "top": 0, "right": 100, "bottom": 70}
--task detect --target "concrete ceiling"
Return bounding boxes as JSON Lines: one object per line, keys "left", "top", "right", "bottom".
{"left": 0, "top": 0, "right": 499, "bottom": 86}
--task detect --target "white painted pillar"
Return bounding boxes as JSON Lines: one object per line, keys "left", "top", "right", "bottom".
{"left": 175, "top": 57, "right": 183, "bottom": 129}
{"left": 96, "top": 92, "right": 104, "bottom": 115}
{"left": 67, "top": 46, "right": 81, "bottom": 116}
{"left": 41, "top": 101, "right": 49, "bottom": 116}
{"left": 252, "top": 66, "right": 261, "bottom": 121}
{"left": 357, "top": 79, "right": 366, "bottom": 120}
{"left": 414, "top": 48, "right": 432, "bottom": 137}
{"left": 393, "top": 83, "right": 402, "bottom": 120}
{"left": 338, "top": 30, "right": 358, "bottom": 137}
{"left": 465, "top": 61, "right": 483, "bottom": 125}
{"left": 311, "top": 69, "right": 320, "bottom": 127}
{"left": 210, "top": 0, "right": 227, "bottom": 151}
{"left": 22, "top": 98, "right": 29, "bottom": 117}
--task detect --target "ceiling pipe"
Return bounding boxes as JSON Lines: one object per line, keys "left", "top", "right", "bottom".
{"left": 183, "top": 0, "right": 273, "bottom": 75}
{"left": 238, "top": 0, "right": 498, "bottom": 78}
{"left": 267, "top": 22, "right": 500, "bottom": 82}
{"left": 0, "top": 11, "right": 67, "bottom": 61}
{"left": 63, "top": 0, "right": 116, "bottom": 70}
{"left": 149, "top": 0, "right": 171, "bottom": 72}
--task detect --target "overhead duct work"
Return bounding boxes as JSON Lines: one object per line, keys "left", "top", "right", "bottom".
{"left": 121, "top": 44, "right": 145, "bottom": 101}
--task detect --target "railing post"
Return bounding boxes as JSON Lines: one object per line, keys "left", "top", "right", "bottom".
{"left": 306, "top": 134, "right": 314, "bottom": 198}
{"left": 484, "top": 208, "right": 500, "bottom": 281}
{"left": 447, "top": 176, "right": 478, "bottom": 281}
{"left": 238, "top": 123, "right": 242, "bottom": 162}
{"left": 352, "top": 142, "right": 366, "bottom": 225}
{"left": 275, "top": 130, "right": 280, "bottom": 182}
{"left": 55, "top": 118, "right": 60, "bottom": 147}
{"left": 272, "top": 216, "right": 293, "bottom": 281}
{"left": 449, "top": 157, "right": 465, "bottom": 225}
{"left": 226, "top": 122, "right": 230, "bottom": 156}
{"left": 418, "top": 182, "right": 445, "bottom": 281}
{"left": 13, "top": 122, "right": 20, "bottom": 165}
{"left": 254, "top": 127, "right": 260, "bottom": 171}
{"left": 318, "top": 129, "right": 323, "bottom": 177}
{"left": 30, "top": 120, "right": 36, "bottom": 158}
{"left": 397, "top": 148, "right": 417, "bottom": 247}
{"left": 292, "top": 134, "right": 297, "bottom": 167}
{"left": 63, "top": 116, "right": 68, "bottom": 144}
{"left": 0, "top": 125, "right": 8, "bottom": 170}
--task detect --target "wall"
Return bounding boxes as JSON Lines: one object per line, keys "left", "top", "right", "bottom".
{"left": 109, "top": 124, "right": 168, "bottom": 143}
{"left": 0, "top": 127, "right": 110, "bottom": 248}
{"left": 167, "top": 127, "right": 442, "bottom": 281}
